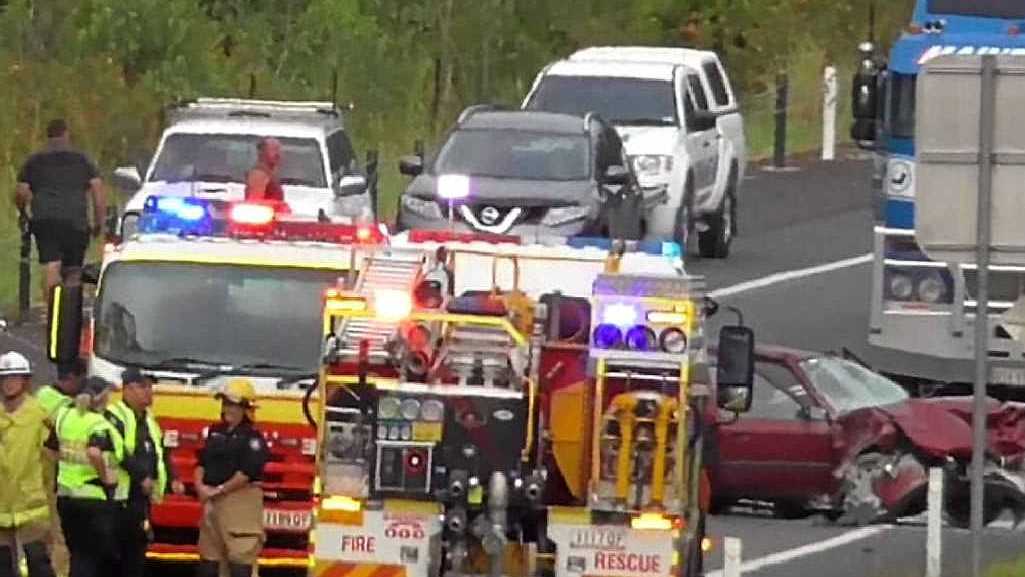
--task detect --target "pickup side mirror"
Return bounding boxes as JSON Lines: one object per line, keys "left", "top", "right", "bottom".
{"left": 851, "top": 44, "right": 881, "bottom": 148}
{"left": 602, "top": 164, "right": 631, "bottom": 186}
{"left": 690, "top": 110, "right": 717, "bottom": 133}
{"left": 112, "top": 165, "right": 143, "bottom": 191}
{"left": 47, "top": 284, "right": 84, "bottom": 364}
{"left": 716, "top": 325, "right": 755, "bottom": 413}
{"left": 399, "top": 155, "right": 424, "bottom": 177}
{"left": 336, "top": 174, "right": 368, "bottom": 197}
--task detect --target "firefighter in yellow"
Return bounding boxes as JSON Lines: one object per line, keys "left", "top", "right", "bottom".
{"left": 194, "top": 378, "right": 269, "bottom": 577}
{"left": 0, "top": 351, "right": 56, "bottom": 577}
{"left": 104, "top": 367, "right": 185, "bottom": 577}
{"left": 49, "top": 376, "right": 128, "bottom": 577}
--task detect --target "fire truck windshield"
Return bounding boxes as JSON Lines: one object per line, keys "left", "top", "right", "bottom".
{"left": 94, "top": 261, "right": 343, "bottom": 373}
{"left": 927, "top": 0, "right": 1025, "bottom": 19}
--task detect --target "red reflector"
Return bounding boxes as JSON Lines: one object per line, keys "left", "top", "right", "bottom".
{"left": 409, "top": 229, "right": 520, "bottom": 245}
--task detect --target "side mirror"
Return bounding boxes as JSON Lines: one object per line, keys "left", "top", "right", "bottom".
{"left": 850, "top": 56, "right": 880, "bottom": 146}
{"left": 112, "top": 165, "right": 142, "bottom": 191}
{"left": 336, "top": 174, "right": 368, "bottom": 197}
{"left": 47, "top": 284, "right": 84, "bottom": 364}
{"left": 691, "top": 110, "right": 717, "bottom": 132}
{"left": 399, "top": 155, "right": 424, "bottom": 177}
{"left": 716, "top": 325, "right": 755, "bottom": 413}
{"left": 603, "top": 164, "right": 631, "bottom": 186}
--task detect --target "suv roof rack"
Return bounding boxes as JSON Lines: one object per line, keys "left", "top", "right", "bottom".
{"left": 456, "top": 103, "right": 511, "bottom": 124}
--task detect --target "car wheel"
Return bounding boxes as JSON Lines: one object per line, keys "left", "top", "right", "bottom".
{"left": 698, "top": 170, "right": 735, "bottom": 259}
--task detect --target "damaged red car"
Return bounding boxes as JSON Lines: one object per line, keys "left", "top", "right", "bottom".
{"left": 707, "top": 345, "right": 1025, "bottom": 526}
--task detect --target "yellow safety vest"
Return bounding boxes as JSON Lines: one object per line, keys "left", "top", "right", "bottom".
{"left": 54, "top": 406, "right": 128, "bottom": 501}
{"left": 0, "top": 397, "right": 51, "bottom": 527}
{"left": 106, "top": 401, "right": 168, "bottom": 501}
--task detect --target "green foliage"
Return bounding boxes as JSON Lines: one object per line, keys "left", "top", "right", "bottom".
{"left": 0, "top": 0, "right": 914, "bottom": 309}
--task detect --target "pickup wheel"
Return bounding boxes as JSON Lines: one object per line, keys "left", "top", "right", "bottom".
{"left": 698, "top": 168, "right": 736, "bottom": 259}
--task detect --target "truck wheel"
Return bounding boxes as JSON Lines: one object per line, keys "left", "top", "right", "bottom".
{"left": 698, "top": 170, "right": 736, "bottom": 259}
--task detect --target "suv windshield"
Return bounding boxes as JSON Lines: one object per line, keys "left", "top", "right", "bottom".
{"left": 94, "top": 262, "right": 342, "bottom": 371}
{"left": 800, "top": 357, "right": 909, "bottom": 414}
{"left": 435, "top": 129, "right": 590, "bottom": 181}
{"left": 150, "top": 133, "right": 327, "bottom": 188}
{"left": 527, "top": 76, "right": 677, "bottom": 126}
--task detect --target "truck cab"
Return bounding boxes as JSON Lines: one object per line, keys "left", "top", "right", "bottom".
{"left": 113, "top": 98, "right": 374, "bottom": 237}
{"left": 523, "top": 47, "right": 746, "bottom": 259}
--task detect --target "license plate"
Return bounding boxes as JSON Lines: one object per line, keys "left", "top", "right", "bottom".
{"left": 990, "top": 365, "right": 1025, "bottom": 387}
{"left": 264, "top": 508, "right": 311, "bottom": 532}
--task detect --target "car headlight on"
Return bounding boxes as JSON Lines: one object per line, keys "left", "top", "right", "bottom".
{"left": 631, "top": 155, "right": 673, "bottom": 177}
{"left": 541, "top": 205, "right": 590, "bottom": 227}
{"left": 402, "top": 195, "right": 443, "bottom": 220}
{"left": 917, "top": 270, "right": 949, "bottom": 304}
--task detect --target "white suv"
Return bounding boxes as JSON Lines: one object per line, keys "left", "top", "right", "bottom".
{"left": 112, "top": 99, "right": 373, "bottom": 236}
{"left": 523, "top": 47, "right": 746, "bottom": 258}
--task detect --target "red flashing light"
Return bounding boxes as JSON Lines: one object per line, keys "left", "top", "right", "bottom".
{"left": 230, "top": 202, "right": 280, "bottom": 225}
{"left": 356, "top": 225, "right": 372, "bottom": 242}
{"left": 408, "top": 229, "right": 521, "bottom": 245}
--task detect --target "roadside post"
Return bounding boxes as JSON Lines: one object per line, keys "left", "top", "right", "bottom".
{"left": 915, "top": 53, "right": 1025, "bottom": 577}
{"left": 723, "top": 537, "right": 742, "bottom": 577}
{"left": 773, "top": 72, "right": 789, "bottom": 169}
{"left": 822, "top": 65, "right": 837, "bottom": 161}
{"left": 926, "top": 467, "right": 943, "bottom": 577}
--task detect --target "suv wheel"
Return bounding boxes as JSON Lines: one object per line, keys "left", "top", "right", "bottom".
{"left": 698, "top": 168, "right": 737, "bottom": 259}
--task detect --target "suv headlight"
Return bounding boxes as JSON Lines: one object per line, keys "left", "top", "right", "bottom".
{"left": 631, "top": 155, "right": 673, "bottom": 178}
{"left": 402, "top": 195, "right": 443, "bottom": 220}
{"left": 541, "top": 205, "right": 590, "bottom": 227}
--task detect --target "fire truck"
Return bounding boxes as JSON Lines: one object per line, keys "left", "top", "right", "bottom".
{"left": 47, "top": 196, "right": 386, "bottom": 570}
{"left": 308, "top": 232, "right": 756, "bottom": 577}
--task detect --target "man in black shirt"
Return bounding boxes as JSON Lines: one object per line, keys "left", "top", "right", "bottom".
{"left": 14, "top": 118, "right": 106, "bottom": 305}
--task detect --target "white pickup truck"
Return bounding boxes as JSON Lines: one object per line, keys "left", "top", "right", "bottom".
{"left": 523, "top": 46, "right": 746, "bottom": 258}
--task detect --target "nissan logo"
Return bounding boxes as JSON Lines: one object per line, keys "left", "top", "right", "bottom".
{"left": 479, "top": 206, "right": 501, "bottom": 225}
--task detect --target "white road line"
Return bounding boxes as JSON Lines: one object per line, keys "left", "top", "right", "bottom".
{"left": 705, "top": 525, "right": 890, "bottom": 577}
{"left": 710, "top": 253, "right": 872, "bottom": 299}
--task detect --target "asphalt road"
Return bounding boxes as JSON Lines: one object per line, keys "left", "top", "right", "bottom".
{"left": 2, "top": 149, "right": 1022, "bottom": 576}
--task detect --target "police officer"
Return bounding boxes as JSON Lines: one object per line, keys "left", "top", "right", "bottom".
{"left": 0, "top": 352, "right": 56, "bottom": 577}
{"left": 50, "top": 376, "right": 128, "bottom": 577}
{"left": 104, "top": 368, "right": 185, "bottom": 577}
{"left": 194, "top": 379, "right": 269, "bottom": 577}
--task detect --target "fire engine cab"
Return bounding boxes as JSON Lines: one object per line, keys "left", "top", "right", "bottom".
{"left": 309, "top": 232, "right": 756, "bottom": 577}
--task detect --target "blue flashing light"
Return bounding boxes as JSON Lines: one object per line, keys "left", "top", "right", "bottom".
{"left": 592, "top": 323, "right": 623, "bottom": 349}
{"left": 625, "top": 325, "right": 657, "bottom": 351}
{"left": 140, "top": 195, "right": 215, "bottom": 235}
{"left": 661, "top": 241, "right": 682, "bottom": 259}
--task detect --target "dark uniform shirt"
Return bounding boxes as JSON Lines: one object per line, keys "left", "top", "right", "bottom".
{"left": 198, "top": 421, "right": 269, "bottom": 486}
{"left": 18, "top": 143, "right": 98, "bottom": 230}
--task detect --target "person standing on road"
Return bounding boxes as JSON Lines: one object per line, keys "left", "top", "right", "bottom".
{"left": 104, "top": 368, "right": 185, "bottom": 577}
{"left": 35, "top": 358, "right": 84, "bottom": 577}
{"left": 0, "top": 352, "right": 56, "bottom": 577}
{"left": 50, "top": 376, "right": 128, "bottom": 577}
{"left": 194, "top": 378, "right": 269, "bottom": 577}
{"left": 244, "top": 137, "right": 284, "bottom": 201}
{"left": 14, "top": 119, "right": 107, "bottom": 307}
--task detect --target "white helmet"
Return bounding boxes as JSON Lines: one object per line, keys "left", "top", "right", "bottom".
{"left": 0, "top": 351, "right": 32, "bottom": 377}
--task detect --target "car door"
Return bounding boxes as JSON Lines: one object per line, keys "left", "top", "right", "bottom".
{"left": 679, "top": 75, "right": 717, "bottom": 199}
{"left": 713, "top": 358, "right": 837, "bottom": 502}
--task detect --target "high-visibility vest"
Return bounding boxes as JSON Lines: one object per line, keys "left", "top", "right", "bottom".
{"left": 106, "top": 401, "right": 168, "bottom": 501}
{"left": 35, "top": 384, "right": 71, "bottom": 421}
{"left": 54, "top": 406, "right": 128, "bottom": 501}
{"left": 0, "top": 397, "right": 51, "bottom": 528}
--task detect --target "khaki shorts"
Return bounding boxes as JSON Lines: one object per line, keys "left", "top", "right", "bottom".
{"left": 197, "top": 486, "right": 265, "bottom": 565}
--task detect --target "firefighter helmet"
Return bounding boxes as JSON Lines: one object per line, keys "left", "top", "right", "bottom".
{"left": 217, "top": 378, "right": 257, "bottom": 408}
{"left": 0, "top": 351, "right": 32, "bottom": 377}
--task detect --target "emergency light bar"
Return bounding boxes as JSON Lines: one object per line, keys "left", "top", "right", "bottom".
{"left": 139, "top": 195, "right": 385, "bottom": 244}
{"left": 589, "top": 273, "right": 699, "bottom": 361}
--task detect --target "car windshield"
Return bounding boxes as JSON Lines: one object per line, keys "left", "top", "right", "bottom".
{"left": 435, "top": 129, "right": 590, "bottom": 181}
{"left": 94, "top": 262, "right": 343, "bottom": 371}
{"left": 800, "top": 357, "right": 909, "bottom": 414}
{"left": 527, "top": 76, "right": 677, "bottom": 126}
{"left": 149, "top": 133, "right": 326, "bottom": 188}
